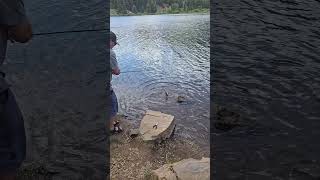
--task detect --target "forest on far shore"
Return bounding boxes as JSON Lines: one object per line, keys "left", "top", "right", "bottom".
{"left": 111, "top": 0, "right": 209, "bottom": 15}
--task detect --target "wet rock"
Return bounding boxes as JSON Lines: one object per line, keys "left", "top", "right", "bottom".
{"left": 150, "top": 157, "right": 210, "bottom": 180}
{"left": 139, "top": 110, "right": 176, "bottom": 142}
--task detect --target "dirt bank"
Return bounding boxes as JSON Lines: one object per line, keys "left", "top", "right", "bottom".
{"left": 110, "top": 116, "right": 209, "bottom": 180}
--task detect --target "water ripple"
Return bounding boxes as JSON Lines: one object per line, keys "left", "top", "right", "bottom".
{"left": 111, "top": 15, "right": 210, "bottom": 146}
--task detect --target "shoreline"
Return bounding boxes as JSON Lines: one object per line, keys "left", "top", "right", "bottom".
{"left": 16, "top": 114, "right": 209, "bottom": 179}
{"left": 110, "top": 10, "right": 209, "bottom": 17}
{"left": 110, "top": 115, "right": 209, "bottom": 179}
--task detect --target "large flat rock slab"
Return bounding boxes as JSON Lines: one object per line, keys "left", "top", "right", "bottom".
{"left": 139, "top": 110, "right": 175, "bottom": 141}
{"left": 150, "top": 157, "right": 210, "bottom": 180}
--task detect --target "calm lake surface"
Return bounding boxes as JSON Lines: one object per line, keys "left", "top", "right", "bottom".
{"left": 4, "top": 0, "right": 108, "bottom": 179}
{"left": 212, "top": 0, "right": 320, "bottom": 179}
{"left": 111, "top": 14, "right": 210, "bottom": 148}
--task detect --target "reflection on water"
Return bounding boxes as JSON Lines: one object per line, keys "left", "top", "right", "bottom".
{"left": 111, "top": 14, "right": 210, "bottom": 147}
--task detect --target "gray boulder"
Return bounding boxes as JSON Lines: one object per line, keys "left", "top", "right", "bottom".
{"left": 139, "top": 110, "right": 176, "bottom": 142}
{"left": 150, "top": 157, "right": 210, "bottom": 180}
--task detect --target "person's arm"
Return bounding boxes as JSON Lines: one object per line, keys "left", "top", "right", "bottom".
{"left": 0, "top": 0, "right": 32, "bottom": 43}
{"left": 7, "top": 19, "right": 32, "bottom": 43}
{"left": 112, "top": 67, "right": 120, "bottom": 75}
{"left": 110, "top": 50, "right": 120, "bottom": 75}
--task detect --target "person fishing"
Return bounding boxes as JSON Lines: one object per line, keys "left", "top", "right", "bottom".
{"left": 108, "top": 31, "right": 122, "bottom": 134}
{"left": 0, "top": 0, "right": 32, "bottom": 179}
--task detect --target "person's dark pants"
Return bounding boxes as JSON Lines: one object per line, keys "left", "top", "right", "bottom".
{"left": 110, "top": 90, "right": 118, "bottom": 118}
{"left": 0, "top": 89, "right": 26, "bottom": 175}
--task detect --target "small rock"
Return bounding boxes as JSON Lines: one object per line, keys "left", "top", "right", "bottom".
{"left": 150, "top": 157, "right": 210, "bottom": 180}
{"left": 129, "top": 129, "right": 140, "bottom": 138}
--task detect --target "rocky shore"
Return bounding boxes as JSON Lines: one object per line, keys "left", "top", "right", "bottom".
{"left": 110, "top": 115, "right": 210, "bottom": 180}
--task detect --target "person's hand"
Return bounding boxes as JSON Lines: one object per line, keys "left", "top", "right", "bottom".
{"left": 112, "top": 67, "right": 120, "bottom": 75}
{"left": 7, "top": 19, "right": 32, "bottom": 43}
{"left": 7, "top": 32, "right": 16, "bottom": 43}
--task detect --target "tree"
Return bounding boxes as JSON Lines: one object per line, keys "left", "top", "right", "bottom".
{"left": 132, "top": 5, "right": 138, "bottom": 13}
{"left": 171, "top": 3, "right": 179, "bottom": 11}
{"left": 145, "top": 0, "right": 157, "bottom": 13}
{"left": 111, "top": 0, "right": 209, "bottom": 15}
{"left": 150, "top": 0, "right": 157, "bottom": 13}
{"left": 117, "top": 0, "right": 127, "bottom": 14}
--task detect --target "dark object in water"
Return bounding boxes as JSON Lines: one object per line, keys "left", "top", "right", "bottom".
{"left": 164, "top": 89, "right": 169, "bottom": 96}
{"left": 164, "top": 89, "right": 169, "bottom": 100}
{"left": 177, "top": 96, "right": 186, "bottom": 103}
{"left": 214, "top": 107, "right": 240, "bottom": 131}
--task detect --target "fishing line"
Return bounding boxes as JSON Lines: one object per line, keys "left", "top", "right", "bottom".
{"left": 121, "top": 70, "right": 151, "bottom": 73}
{"left": 1, "top": 1, "right": 108, "bottom": 37}
{"left": 32, "top": 28, "right": 108, "bottom": 36}
{"left": 95, "top": 70, "right": 154, "bottom": 74}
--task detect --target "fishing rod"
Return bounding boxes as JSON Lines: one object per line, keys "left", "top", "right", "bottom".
{"left": 95, "top": 70, "right": 154, "bottom": 74}
{"left": 32, "top": 28, "right": 108, "bottom": 36}
{"left": 1, "top": 1, "right": 108, "bottom": 35}
{"left": 87, "top": 70, "right": 151, "bottom": 85}
{"left": 1, "top": 1, "right": 109, "bottom": 36}
{"left": 121, "top": 70, "right": 151, "bottom": 73}
{"left": 7, "top": 28, "right": 108, "bottom": 43}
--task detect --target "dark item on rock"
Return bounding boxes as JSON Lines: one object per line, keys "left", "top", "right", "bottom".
{"left": 214, "top": 107, "right": 241, "bottom": 131}
{"left": 153, "top": 123, "right": 158, "bottom": 129}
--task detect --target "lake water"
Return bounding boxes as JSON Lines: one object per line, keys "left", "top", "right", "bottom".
{"left": 4, "top": 0, "right": 108, "bottom": 179}
{"left": 212, "top": 1, "right": 320, "bottom": 179}
{"left": 110, "top": 14, "right": 210, "bottom": 148}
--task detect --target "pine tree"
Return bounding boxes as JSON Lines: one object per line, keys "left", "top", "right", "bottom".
{"left": 117, "top": 0, "right": 127, "bottom": 14}
{"left": 132, "top": 5, "right": 138, "bottom": 13}
{"left": 111, "top": 0, "right": 209, "bottom": 15}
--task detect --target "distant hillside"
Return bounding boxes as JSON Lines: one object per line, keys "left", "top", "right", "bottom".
{"left": 110, "top": 0, "right": 209, "bottom": 15}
